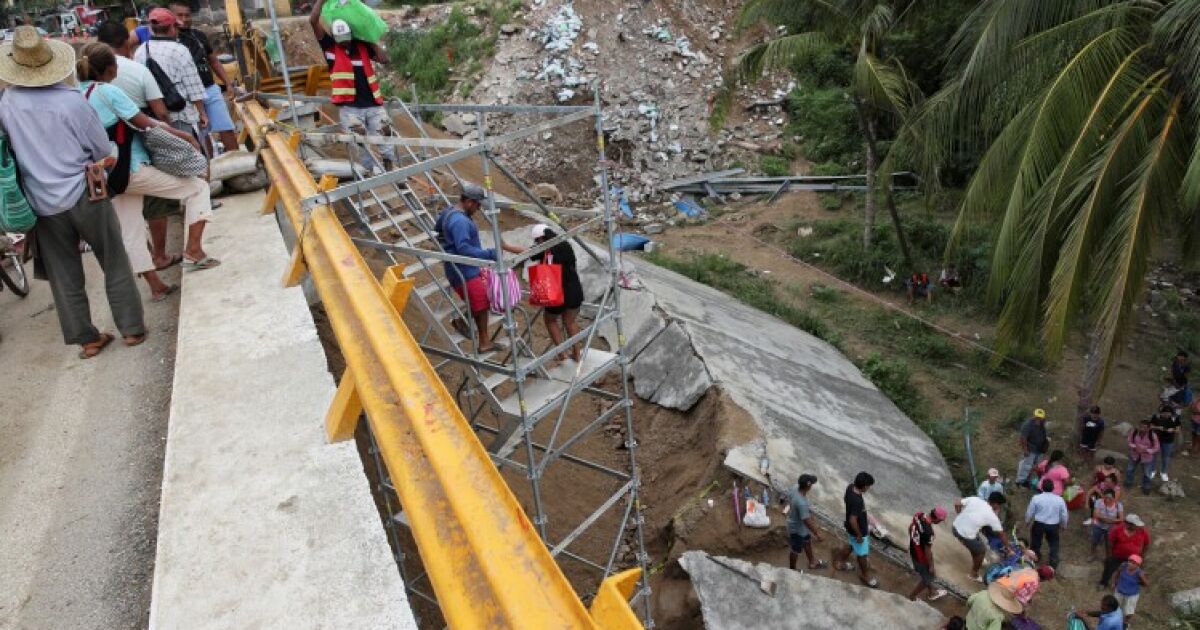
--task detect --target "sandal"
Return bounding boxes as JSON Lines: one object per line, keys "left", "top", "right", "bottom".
{"left": 151, "top": 284, "right": 179, "bottom": 303}
{"left": 123, "top": 332, "right": 148, "bottom": 347}
{"left": 154, "top": 254, "right": 183, "bottom": 271}
{"left": 79, "top": 333, "right": 114, "bottom": 359}
{"left": 808, "top": 560, "right": 829, "bottom": 570}
{"left": 183, "top": 256, "right": 221, "bottom": 271}
{"left": 864, "top": 578, "right": 879, "bottom": 589}
{"left": 835, "top": 562, "right": 856, "bottom": 572}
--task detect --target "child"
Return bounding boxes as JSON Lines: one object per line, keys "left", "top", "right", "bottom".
{"left": 1111, "top": 554, "right": 1148, "bottom": 625}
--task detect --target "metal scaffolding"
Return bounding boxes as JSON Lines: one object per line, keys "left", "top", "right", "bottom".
{"left": 261, "top": 89, "right": 653, "bottom": 627}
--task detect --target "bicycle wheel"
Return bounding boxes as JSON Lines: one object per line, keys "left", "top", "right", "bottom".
{"left": 0, "top": 253, "right": 29, "bottom": 297}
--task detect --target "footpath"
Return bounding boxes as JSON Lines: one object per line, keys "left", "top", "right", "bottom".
{"left": 148, "top": 191, "right": 415, "bottom": 628}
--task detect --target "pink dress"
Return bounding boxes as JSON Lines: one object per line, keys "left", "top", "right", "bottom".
{"left": 1042, "top": 464, "right": 1071, "bottom": 496}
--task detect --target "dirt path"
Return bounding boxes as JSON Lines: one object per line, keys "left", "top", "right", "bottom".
{"left": 0, "top": 247, "right": 179, "bottom": 629}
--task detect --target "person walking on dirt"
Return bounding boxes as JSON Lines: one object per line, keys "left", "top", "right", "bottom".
{"left": 169, "top": 1, "right": 239, "bottom": 156}
{"left": 531, "top": 223, "right": 584, "bottom": 364}
{"left": 1110, "top": 553, "right": 1148, "bottom": 626}
{"left": 908, "top": 506, "right": 948, "bottom": 602}
{"left": 433, "top": 185, "right": 522, "bottom": 353}
{"left": 832, "top": 471, "right": 877, "bottom": 588}
{"left": 1089, "top": 489, "right": 1123, "bottom": 561}
{"left": 1099, "top": 513, "right": 1150, "bottom": 588}
{"left": 1078, "top": 405, "right": 1106, "bottom": 468}
{"left": 1150, "top": 404, "right": 1181, "bottom": 482}
{"left": 0, "top": 26, "right": 146, "bottom": 358}
{"left": 952, "top": 492, "right": 1012, "bottom": 582}
{"left": 1016, "top": 409, "right": 1051, "bottom": 488}
{"left": 786, "top": 473, "right": 825, "bottom": 571}
{"left": 1025, "top": 479, "right": 1068, "bottom": 569}
{"left": 1126, "top": 420, "right": 1160, "bottom": 494}
{"left": 309, "top": 0, "right": 396, "bottom": 174}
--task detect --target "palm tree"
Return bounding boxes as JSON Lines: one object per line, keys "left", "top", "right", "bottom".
{"left": 913, "top": 0, "right": 1199, "bottom": 399}
{"left": 736, "top": 0, "right": 920, "bottom": 259}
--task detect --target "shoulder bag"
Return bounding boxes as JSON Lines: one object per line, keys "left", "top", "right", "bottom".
{"left": 144, "top": 41, "right": 187, "bottom": 112}
{"left": 0, "top": 92, "right": 35, "bottom": 233}
{"left": 143, "top": 124, "right": 208, "bottom": 179}
{"left": 528, "top": 251, "right": 564, "bottom": 307}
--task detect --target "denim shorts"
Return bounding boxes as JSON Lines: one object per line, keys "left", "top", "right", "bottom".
{"left": 788, "top": 532, "right": 811, "bottom": 554}
{"left": 203, "top": 84, "right": 235, "bottom": 133}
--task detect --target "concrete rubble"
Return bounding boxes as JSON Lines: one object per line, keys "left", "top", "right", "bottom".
{"left": 679, "top": 552, "right": 945, "bottom": 629}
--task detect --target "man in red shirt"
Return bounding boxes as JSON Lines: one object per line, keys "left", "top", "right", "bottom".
{"left": 1100, "top": 513, "right": 1150, "bottom": 587}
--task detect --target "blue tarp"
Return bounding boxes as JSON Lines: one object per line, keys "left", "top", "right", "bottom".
{"left": 612, "top": 233, "right": 651, "bottom": 251}
{"left": 674, "top": 198, "right": 705, "bottom": 217}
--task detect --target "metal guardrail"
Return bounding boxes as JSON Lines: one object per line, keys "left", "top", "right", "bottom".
{"left": 237, "top": 101, "right": 644, "bottom": 629}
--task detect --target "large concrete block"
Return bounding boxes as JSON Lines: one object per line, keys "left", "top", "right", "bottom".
{"left": 630, "top": 321, "right": 712, "bottom": 411}
{"left": 680, "top": 551, "right": 945, "bottom": 629}
{"left": 1172, "top": 587, "right": 1200, "bottom": 615}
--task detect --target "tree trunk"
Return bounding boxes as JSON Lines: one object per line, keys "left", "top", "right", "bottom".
{"left": 856, "top": 99, "right": 878, "bottom": 250}
{"left": 885, "top": 187, "right": 913, "bottom": 269}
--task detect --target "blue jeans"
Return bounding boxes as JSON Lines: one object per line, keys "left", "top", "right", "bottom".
{"left": 1126, "top": 458, "right": 1153, "bottom": 490}
{"left": 1016, "top": 451, "right": 1044, "bottom": 484}
{"left": 1157, "top": 441, "right": 1176, "bottom": 476}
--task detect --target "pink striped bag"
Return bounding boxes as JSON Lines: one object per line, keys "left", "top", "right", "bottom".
{"left": 480, "top": 268, "right": 522, "bottom": 315}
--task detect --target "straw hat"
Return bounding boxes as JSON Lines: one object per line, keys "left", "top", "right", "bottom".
{"left": 0, "top": 26, "right": 75, "bottom": 87}
{"left": 987, "top": 582, "right": 1024, "bottom": 615}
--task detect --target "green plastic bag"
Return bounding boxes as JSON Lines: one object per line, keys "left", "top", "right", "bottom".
{"left": 0, "top": 134, "right": 35, "bottom": 234}
{"left": 321, "top": 0, "right": 388, "bottom": 44}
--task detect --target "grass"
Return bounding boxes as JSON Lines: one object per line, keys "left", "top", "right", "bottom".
{"left": 645, "top": 251, "right": 843, "bottom": 349}
{"left": 760, "top": 155, "right": 791, "bottom": 177}
{"left": 384, "top": 5, "right": 502, "bottom": 103}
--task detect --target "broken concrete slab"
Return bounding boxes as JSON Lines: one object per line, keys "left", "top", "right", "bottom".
{"left": 630, "top": 321, "right": 712, "bottom": 411}
{"left": 1171, "top": 587, "right": 1200, "bottom": 615}
{"left": 680, "top": 551, "right": 945, "bottom": 629}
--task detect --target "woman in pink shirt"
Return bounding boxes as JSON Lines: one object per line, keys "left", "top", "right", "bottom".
{"left": 1127, "top": 420, "right": 1160, "bottom": 494}
{"left": 1039, "top": 450, "right": 1071, "bottom": 495}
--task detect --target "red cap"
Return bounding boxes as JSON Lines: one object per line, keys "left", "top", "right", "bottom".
{"left": 931, "top": 506, "right": 948, "bottom": 522}
{"left": 148, "top": 8, "right": 176, "bottom": 25}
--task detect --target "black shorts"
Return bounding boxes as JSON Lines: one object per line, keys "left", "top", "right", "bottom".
{"left": 788, "top": 532, "right": 811, "bottom": 554}
{"left": 544, "top": 299, "right": 581, "bottom": 316}
{"left": 914, "top": 562, "right": 935, "bottom": 585}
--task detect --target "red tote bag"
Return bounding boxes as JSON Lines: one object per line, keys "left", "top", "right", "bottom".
{"left": 528, "top": 252, "right": 564, "bottom": 307}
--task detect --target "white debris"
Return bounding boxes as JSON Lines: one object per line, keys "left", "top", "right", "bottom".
{"left": 675, "top": 36, "right": 696, "bottom": 59}
{"left": 541, "top": 5, "right": 582, "bottom": 52}
{"left": 582, "top": 41, "right": 600, "bottom": 55}
{"left": 556, "top": 88, "right": 575, "bottom": 102}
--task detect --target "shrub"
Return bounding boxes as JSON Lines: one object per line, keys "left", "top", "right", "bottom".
{"left": 785, "top": 87, "right": 860, "bottom": 167}
{"left": 860, "top": 353, "right": 925, "bottom": 419}
{"left": 810, "top": 284, "right": 842, "bottom": 303}
{"left": 760, "top": 155, "right": 791, "bottom": 177}
{"left": 386, "top": 8, "right": 488, "bottom": 101}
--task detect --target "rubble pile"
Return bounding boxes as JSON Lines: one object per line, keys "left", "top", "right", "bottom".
{"left": 433, "top": 0, "right": 793, "bottom": 206}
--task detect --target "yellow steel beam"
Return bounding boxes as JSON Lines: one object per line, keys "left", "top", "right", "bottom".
{"left": 237, "top": 101, "right": 643, "bottom": 629}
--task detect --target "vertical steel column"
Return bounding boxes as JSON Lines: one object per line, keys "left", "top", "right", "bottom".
{"left": 264, "top": 0, "right": 301, "bottom": 131}
{"left": 475, "top": 113, "right": 550, "bottom": 541}
{"left": 593, "top": 87, "right": 653, "bottom": 627}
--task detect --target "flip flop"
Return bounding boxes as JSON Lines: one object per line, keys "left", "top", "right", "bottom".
{"left": 154, "top": 254, "right": 183, "bottom": 271}
{"left": 864, "top": 578, "right": 879, "bottom": 589}
{"left": 808, "top": 560, "right": 829, "bottom": 570}
{"left": 79, "top": 332, "right": 114, "bottom": 359}
{"left": 183, "top": 256, "right": 221, "bottom": 271}
{"left": 123, "top": 332, "right": 148, "bottom": 347}
{"left": 151, "top": 284, "right": 180, "bottom": 303}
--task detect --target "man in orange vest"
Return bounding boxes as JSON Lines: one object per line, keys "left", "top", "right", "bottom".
{"left": 309, "top": 0, "right": 396, "bottom": 174}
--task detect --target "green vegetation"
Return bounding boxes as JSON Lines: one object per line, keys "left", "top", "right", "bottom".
{"left": 644, "top": 252, "right": 843, "bottom": 349}
{"left": 759, "top": 155, "right": 792, "bottom": 177}
{"left": 785, "top": 87, "right": 860, "bottom": 167}
{"left": 384, "top": 4, "right": 512, "bottom": 103}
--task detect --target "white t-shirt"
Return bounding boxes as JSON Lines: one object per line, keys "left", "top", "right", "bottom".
{"left": 953, "top": 496, "right": 1002, "bottom": 539}
{"left": 110, "top": 55, "right": 163, "bottom": 109}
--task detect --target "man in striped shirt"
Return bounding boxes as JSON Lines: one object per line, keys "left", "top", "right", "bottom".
{"left": 133, "top": 8, "right": 207, "bottom": 137}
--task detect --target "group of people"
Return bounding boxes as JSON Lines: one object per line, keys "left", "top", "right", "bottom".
{"left": 0, "top": 6, "right": 231, "bottom": 357}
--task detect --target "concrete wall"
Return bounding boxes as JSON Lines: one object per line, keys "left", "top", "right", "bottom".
{"left": 150, "top": 192, "right": 414, "bottom": 629}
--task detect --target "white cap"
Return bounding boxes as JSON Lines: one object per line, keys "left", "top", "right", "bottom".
{"left": 330, "top": 19, "right": 352, "bottom": 42}
{"left": 987, "top": 468, "right": 999, "bottom": 478}
{"left": 531, "top": 223, "right": 551, "bottom": 240}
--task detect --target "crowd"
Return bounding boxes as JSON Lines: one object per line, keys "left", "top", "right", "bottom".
{"left": 775, "top": 358, "right": 1196, "bottom": 629}
{"left": 0, "top": 4, "right": 232, "bottom": 358}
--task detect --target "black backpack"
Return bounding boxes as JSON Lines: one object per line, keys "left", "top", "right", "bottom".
{"left": 144, "top": 41, "right": 187, "bottom": 112}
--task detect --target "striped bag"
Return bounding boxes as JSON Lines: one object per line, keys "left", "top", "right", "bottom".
{"left": 0, "top": 133, "right": 34, "bottom": 234}
{"left": 481, "top": 267, "right": 522, "bottom": 315}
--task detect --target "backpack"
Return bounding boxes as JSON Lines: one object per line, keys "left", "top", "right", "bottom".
{"left": 143, "top": 41, "right": 187, "bottom": 112}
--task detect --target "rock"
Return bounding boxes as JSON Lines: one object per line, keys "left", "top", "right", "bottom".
{"left": 533, "top": 183, "right": 563, "bottom": 204}
{"left": 1159, "top": 479, "right": 1186, "bottom": 499}
{"left": 1171, "top": 588, "right": 1200, "bottom": 615}
{"left": 1149, "top": 289, "right": 1168, "bottom": 311}
{"left": 209, "top": 179, "right": 224, "bottom": 197}
{"left": 1112, "top": 422, "right": 1134, "bottom": 438}
{"left": 629, "top": 322, "right": 712, "bottom": 411}
{"left": 441, "top": 114, "right": 472, "bottom": 136}
{"left": 643, "top": 223, "right": 664, "bottom": 235}
{"left": 499, "top": 23, "right": 518, "bottom": 36}
{"left": 461, "top": 113, "right": 478, "bottom": 125}
{"left": 225, "top": 169, "right": 269, "bottom": 193}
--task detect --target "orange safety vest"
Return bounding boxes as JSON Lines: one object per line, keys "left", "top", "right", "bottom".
{"left": 327, "top": 41, "right": 383, "bottom": 106}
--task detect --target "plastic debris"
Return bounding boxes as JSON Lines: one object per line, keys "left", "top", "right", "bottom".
{"left": 541, "top": 5, "right": 582, "bottom": 52}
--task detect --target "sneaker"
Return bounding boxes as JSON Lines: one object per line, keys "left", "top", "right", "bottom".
{"left": 1082, "top": 518, "right": 1093, "bottom": 527}
{"left": 1149, "top": 470, "right": 1158, "bottom": 480}
{"left": 1162, "top": 473, "right": 1170, "bottom": 482}
{"left": 928, "top": 588, "right": 948, "bottom": 602}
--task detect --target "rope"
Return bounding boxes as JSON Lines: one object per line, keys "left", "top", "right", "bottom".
{"left": 746, "top": 233, "right": 1049, "bottom": 378}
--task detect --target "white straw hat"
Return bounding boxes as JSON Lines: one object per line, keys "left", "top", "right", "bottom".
{"left": 0, "top": 26, "right": 75, "bottom": 87}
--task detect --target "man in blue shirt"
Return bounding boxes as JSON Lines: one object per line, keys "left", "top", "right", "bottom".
{"left": 786, "top": 474, "right": 824, "bottom": 570}
{"left": 1025, "top": 479, "right": 1069, "bottom": 568}
{"left": 1081, "top": 594, "right": 1125, "bottom": 630}
{"left": 434, "top": 184, "right": 522, "bottom": 353}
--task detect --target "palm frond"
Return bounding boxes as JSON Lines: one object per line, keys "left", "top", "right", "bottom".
{"left": 735, "top": 32, "right": 835, "bottom": 83}
{"left": 853, "top": 51, "right": 918, "bottom": 118}
{"left": 1088, "top": 93, "right": 1185, "bottom": 392}
{"left": 736, "top": 0, "right": 851, "bottom": 32}
{"left": 860, "top": 3, "right": 895, "bottom": 41}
